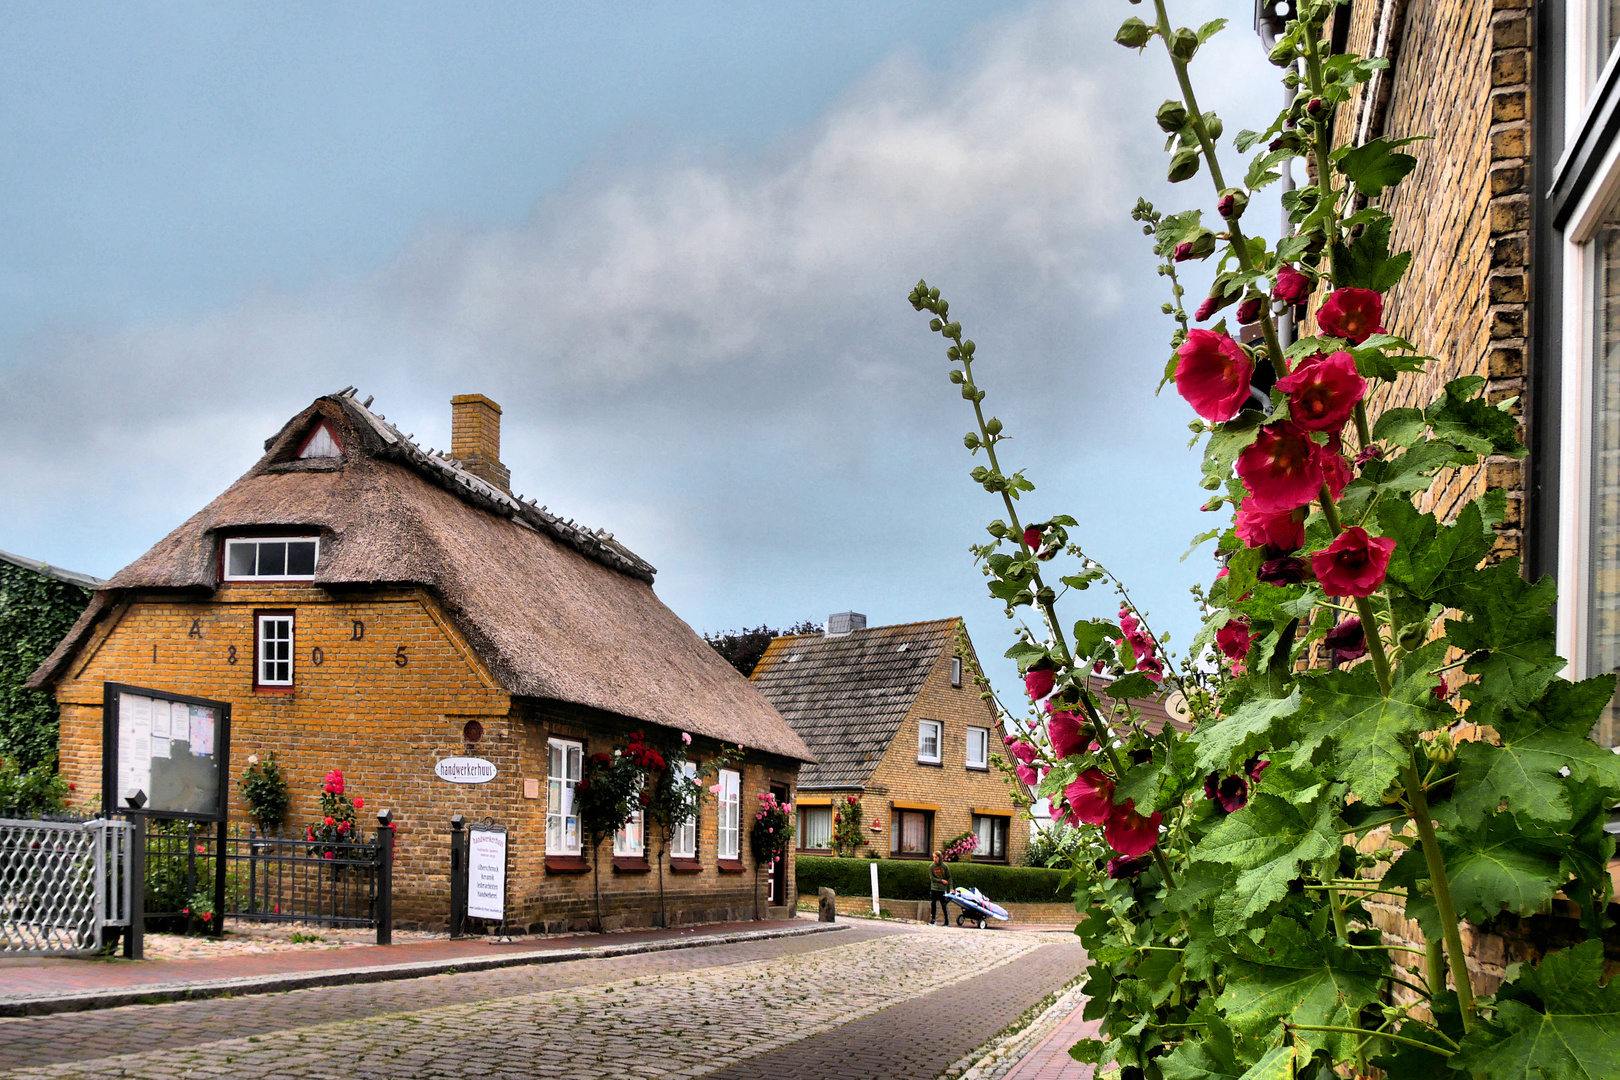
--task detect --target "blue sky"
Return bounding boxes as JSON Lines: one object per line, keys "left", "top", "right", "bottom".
{"left": 1, "top": 1, "right": 1278, "bottom": 708}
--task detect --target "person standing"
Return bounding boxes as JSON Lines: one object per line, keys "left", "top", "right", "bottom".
{"left": 929, "top": 851, "right": 954, "bottom": 926}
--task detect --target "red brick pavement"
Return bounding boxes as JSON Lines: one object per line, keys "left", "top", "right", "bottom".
{"left": 1001, "top": 1000, "right": 1100, "bottom": 1080}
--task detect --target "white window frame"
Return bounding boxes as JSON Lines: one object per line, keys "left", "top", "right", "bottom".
{"left": 614, "top": 777, "right": 645, "bottom": 857}
{"left": 972, "top": 814, "right": 1007, "bottom": 860}
{"left": 224, "top": 536, "right": 320, "bottom": 582}
{"left": 547, "top": 738, "right": 583, "bottom": 856}
{"left": 669, "top": 762, "right": 698, "bottom": 859}
{"left": 917, "top": 719, "right": 942, "bottom": 764}
{"left": 717, "top": 768, "right": 741, "bottom": 861}
{"left": 951, "top": 656, "right": 963, "bottom": 687}
{"left": 966, "top": 726, "right": 990, "bottom": 769}
{"left": 255, "top": 614, "right": 294, "bottom": 687}
{"left": 798, "top": 805, "right": 833, "bottom": 850}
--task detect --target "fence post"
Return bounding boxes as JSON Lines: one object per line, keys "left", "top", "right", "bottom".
{"left": 375, "top": 810, "right": 394, "bottom": 945}
{"left": 212, "top": 820, "right": 227, "bottom": 938}
{"left": 123, "top": 798, "right": 146, "bottom": 961}
{"left": 449, "top": 814, "right": 467, "bottom": 939}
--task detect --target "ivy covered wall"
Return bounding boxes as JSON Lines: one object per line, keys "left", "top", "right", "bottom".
{"left": 0, "top": 557, "right": 94, "bottom": 770}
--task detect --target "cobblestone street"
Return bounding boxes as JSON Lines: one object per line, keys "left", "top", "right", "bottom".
{"left": 0, "top": 924, "right": 1088, "bottom": 1080}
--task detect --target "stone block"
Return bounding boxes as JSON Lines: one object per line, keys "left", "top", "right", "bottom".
{"left": 818, "top": 887, "right": 837, "bottom": 922}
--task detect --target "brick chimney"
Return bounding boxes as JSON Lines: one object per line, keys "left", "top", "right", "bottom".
{"left": 450, "top": 394, "right": 511, "bottom": 494}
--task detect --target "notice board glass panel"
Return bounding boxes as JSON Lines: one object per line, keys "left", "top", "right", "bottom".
{"left": 102, "top": 683, "right": 231, "bottom": 820}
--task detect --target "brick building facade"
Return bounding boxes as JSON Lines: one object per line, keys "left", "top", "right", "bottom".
{"left": 29, "top": 389, "right": 813, "bottom": 931}
{"left": 750, "top": 615, "right": 1027, "bottom": 867}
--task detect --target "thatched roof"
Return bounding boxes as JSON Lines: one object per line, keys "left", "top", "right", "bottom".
{"left": 29, "top": 390, "right": 813, "bottom": 764}
{"left": 751, "top": 617, "right": 965, "bottom": 790}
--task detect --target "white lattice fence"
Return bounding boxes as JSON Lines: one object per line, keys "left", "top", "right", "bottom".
{"left": 0, "top": 818, "right": 131, "bottom": 955}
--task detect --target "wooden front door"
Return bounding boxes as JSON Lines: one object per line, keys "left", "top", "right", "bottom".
{"left": 769, "top": 783, "right": 789, "bottom": 906}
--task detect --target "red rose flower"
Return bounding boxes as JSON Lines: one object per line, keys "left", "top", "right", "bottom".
{"left": 1275, "top": 350, "right": 1366, "bottom": 432}
{"left": 1047, "top": 710, "right": 1091, "bottom": 760}
{"left": 1065, "top": 770, "right": 1115, "bottom": 827}
{"left": 1316, "top": 288, "right": 1385, "bottom": 344}
{"left": 1312, "top": 527, "right": 1396, "bottom": 597}
{"left": 1215, "top": 619, "right": 1253, "bottom": 662}
{"left": 1234, "top": 503, "right": 1305, "bottom": 552}
{"left": 1175, "top": 329, "right": 1254, "bottom": 423}
{"left": 1104, "top": 800, "right": 1163, "bottom": 857}
{"left": 1024, "top": 668, "right": 1055, "bottom": 702}
{"left": 1274, "top": 264, "right": 1311, "bottom": 305}
{"left": 1236, "top": 422, "right": 1330, "bottom": 512}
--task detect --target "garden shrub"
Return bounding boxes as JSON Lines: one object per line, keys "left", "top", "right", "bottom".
{"left": 796, "top": 855, "right": 1066, "bottom": 904}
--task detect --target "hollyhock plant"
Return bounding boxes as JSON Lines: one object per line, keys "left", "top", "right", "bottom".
{"left": 1174, "top": 329, "right": 1254, "bottom": 423}
{"left": 1235, "top": 503, "right": 1305, "bottom": 552}
{"left": 1243, "top": 755, "right": 1270, "bottom": 782}
{"left": 1065, "top": 769, "right": 1115, "bottom": 826}
{"left": 1203, "top": 772, "right": 1250, "bottom": 814}
{"left": 1215, "top": 619, "right": 1253, "bottom": 662}
{"left": 1324, "top": 616, "right": 1368, "bottom": 662}
{"left": 1256, "top": 556, "right": 1309, "bottom": 585}
{"left": 1235, "top": 422, "right": 1330, "bottom": 512}
{"left": 1236, "top": 295, "right": 1264, "bottom": 325}
{"left": 1316, "top": 287, "right": 1385, "bottom": 344}
{"left": 1024, "top": 667, "right": 1055, "bottom": 702}
{"left": 1312, "top": 527, "right": 1396, "bottom": 597}
{"left": 1047, "top": 709, "right": 1091, "bottom": 760}
{"left": 1103, "top": 800, "right": 1163, "bottom": 857}
{"left": 1106, "top": 855, "right": 1147, "bottom": 879}
{"left": 1275, "top": 350, "right": 1366, "bottom": 432}
{"left": 1274, "top": 263, "right": 1311, "bottom": 304}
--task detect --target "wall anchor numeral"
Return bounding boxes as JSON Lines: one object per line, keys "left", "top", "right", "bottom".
{"left": 352, "top": 619, "right": 365, "bottom": 640}
{"left": 227, "top": 645, "right": 238, "bottom": 665}
{"left": 187, "top": 618, "right": 202, "bottom": 639}
{"left": 394, "top": 644, "right": 409, "bottom": 668}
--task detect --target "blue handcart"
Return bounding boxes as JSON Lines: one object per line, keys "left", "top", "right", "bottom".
{"left": 946, "top": 886, "right": 1010, "bottom": 929}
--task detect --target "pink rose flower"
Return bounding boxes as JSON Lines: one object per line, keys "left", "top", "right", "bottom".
{"left": 681, "top": 732, "right": 692, "bottom": 745}
{"left": 1316, "top": 288, "right": 1385, "bottom": 344}
{"left": 708, "top": 783, "right": 722, "bottom": 796}
{"left": 1175, "top": 329, "right": 1254, "bottom": 423}
{"left": 1236, "top": 421, "right": 1331, "bottom": 512}
{"left": 1103, "top": 800, "right": 1163, "bottom": 857}
{"left": 1312, "top": 527, "right": 1396, "bottom": 597}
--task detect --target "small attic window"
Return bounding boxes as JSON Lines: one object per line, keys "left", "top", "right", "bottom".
{"left": 224, "top": 537, "right": 319, "bottom": 581}
{"left": 297, "top": 422, "right": 342, "bottom": 459}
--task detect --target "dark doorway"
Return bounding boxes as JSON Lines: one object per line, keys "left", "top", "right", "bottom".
{"left": 769, "top": 783, "right": 789, "bottom": 906}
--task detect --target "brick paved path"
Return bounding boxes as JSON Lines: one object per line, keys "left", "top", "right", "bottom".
{"left": 0, "top": 925, "right": 1086, "bottom": 1080}
{"left": 999, "top": 1003, "right": 1100, "bottom": 1080}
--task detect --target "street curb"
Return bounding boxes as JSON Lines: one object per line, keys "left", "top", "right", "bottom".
{"left": 0, "top": 921, "right": 849, "bottom": 1017}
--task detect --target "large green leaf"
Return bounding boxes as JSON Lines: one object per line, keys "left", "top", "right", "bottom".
{"left": 1377, "top": 499, "right": 1492, "bottom": 601}
{"left": 1442, "top": 816, "right": 1564, "bottom": 922}
{"left": 1329, "top": 213, "right": 1411, "bottom": 292}
{"left": 1294, "top": 649, "right": 1446, "bottom": 804}
{"left": 1426, "top": 375, "right": 1524, "bottom": 458}
{"left": 1194, "top": 790, "right": 1339, "bottom": 932}
{"left": 1334, "top": 136, "right": 1421, "bottom": 197}
{"left": 1192, "top": 688, "right": 1302, "bottom": 773}
{"left": 1440, "top": 562, "right": 1561, "bottom": 720}
{"left": 1452, "top": 940, "right": 1620, "bottom": 1079}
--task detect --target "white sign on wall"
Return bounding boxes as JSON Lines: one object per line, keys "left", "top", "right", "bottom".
{"left": 435, "top": 757, "right": 497, "bottom": 784}
{"left": 468, "top": 826, "right": 507, "bottom": 922}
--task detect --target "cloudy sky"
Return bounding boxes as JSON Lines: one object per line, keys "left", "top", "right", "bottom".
{"left": 1, "top": 1, "right": 1278, "bottom": 703}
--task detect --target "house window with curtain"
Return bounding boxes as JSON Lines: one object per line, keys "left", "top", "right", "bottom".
{"left": 614, "top": 781, "right": 645, "bottom": 860}
{"left": 891, "top": 810, "right": 931, "bottom": 856}
{"left": 917, "top": 719, "right": 942, "bottom": 764}
{"left": 798, "top": 806, "right": 832, "bottom": 850}
{"left": 717, "top": 769, "right": 741, "bottom": 860}
{"left": 670, "top": 762, "right": 698, "bottom": 859}
{"left": 547, "top": 739, "right": 582, "bottom": 855}
{"left": 966, "top": 726, "right": 989, "bottom": 769}
{"left": 972, "top": 814, "right": 1008, "bottom": 861}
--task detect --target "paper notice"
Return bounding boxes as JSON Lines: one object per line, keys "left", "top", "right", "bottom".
{"left": 189, "top": 706, "right": 214, "bottom": 757}
{"left": 118, "top": 694, "right": 152, "bottom": 801}
{"left": 149, "top": 699, "right": 171, "bottom": 740}
{"left": 149, "top": 734, "right": 170, "bottom": 759}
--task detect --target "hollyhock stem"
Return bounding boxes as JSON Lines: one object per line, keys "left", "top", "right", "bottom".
{"left": 1150, "top": 0, "right": 1288, "bottom": 376}
{"left": 1402, "top": 750, "right": 1476, "bottom": 1031}
{"left": 1300, "top": 17, "right": 1341, "bottom": 247}
{"left": 1074, "top": 691, "right": 1178, "bottom": 889}
{"left": 1352, "top": 400, "right": 1373, "bottom": 453}
{"left": 1426, "top": 934, "right": 1447, "bottom": 998}
{"left": 1318, "top": 485, "right": 1395, "bottom": 695}
{"left": 1327, "top": 885, "right": 1348, "bottom": 942}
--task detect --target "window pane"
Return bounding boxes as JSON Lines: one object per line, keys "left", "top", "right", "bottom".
{"left": 227, "top": 542, "right": 257, "bottom": 578}
{"left": 1595, "top": 1, "right": 1620, "bottom": 89}
{"left": 901, "top": 811, "right": 927, "bottom": 853}
{"left": 258, "top": 542, "right": 287, "bottom": 576}
{"left": 1591, "top": 207, "right": 1620, "bottom": 746}
{"left": 801, "top": 807, "right": 832, "bottom": 848}
{"left": 287, "top": 541, "right": 317, "bottom": 576}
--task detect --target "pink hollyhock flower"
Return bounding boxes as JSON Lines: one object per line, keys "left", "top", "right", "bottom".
{"left": 1106, "top": 855, "right": 1147, "bottom": 879}
{"left": 1009, "top": 740, "right": 1038, "bottom": 765}
{"left": 1065, "top": 769, "right": 1115, "bottom": 826}
{"left": 1256, "top": 556, "right": 1309, "bottom": 585}
{"left": 354, "top": 798, "right": 363, "bottom": 809}
{"left": 1275, "top": 350, "right": 1366, "bottom": 432}
{"left": 1002, "top": 733, "right": 1018, "bottom": 747}
{"left": 1324, "top": 617, "right": 1367, "bottom": 661}
{"left": 1274, "top": 264, "right": 1312, "bottom": 305}
{"left": 1235, "top": 503, "right": 1305, "bottom": 552}
{"left": 1244, "top": 755, "right": 1270, "bottom": 782}
{"left": 1047, "top": 710, "right": 1091, "bottom": 760}
{"left": 1316, "top": 288, "right": 1385, "bottom": 344}
{"left": 1119, "top": 606, "right": 1140, "bottom": 640}
{"left": 1433, "top": 676, "right": 1449, "bottom": 701}
{"left": 1015, "top": 761, "right": 1040, "bottom": 787}
{"left": 1135, "top": 653, "right": 1165, "bottom": 684}
{"left": 1236, "top": 296, "right": 1264, "bottom": 326}
{"left": 1203, "top": 772, "right": 1250, "bottom": 813}
{"left": 1355, "top": 445, "right": 1384, "bottom": 467}
{"left": 1321, "top": 442, "right": 1353, "bottom": 500}
{"left": 1024, "top": 668, "right": 1055, "bottom": 702}
{"left": 1312, "top": 527, "right": 1396, "bottom": 597}
{"left": 1104, "top": 800, "right": 1163, "bottom": 857}
{"left": 1236, "top": 422, "right": 1330, "bottom": 512}
{"left": 1175, "top": 329, "right": 1254, "bottom": 423}
{"left": 1216, "top": 620, "right": 1253, "bottom": 662}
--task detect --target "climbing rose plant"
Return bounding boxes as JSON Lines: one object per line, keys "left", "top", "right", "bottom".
{"left": 910, "top": 2, "right": 1620, "bottom": 1077}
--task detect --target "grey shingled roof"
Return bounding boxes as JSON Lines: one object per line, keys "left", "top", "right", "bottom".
{"left": 750, "top": 617, "right": 960, "bottom": 790}
{"left": 0, "top": 548, "right": 104, "bottom": 590}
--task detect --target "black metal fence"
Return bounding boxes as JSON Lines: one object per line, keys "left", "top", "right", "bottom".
{"left": 141, "top": 821, "right": 393, "bottom": 942}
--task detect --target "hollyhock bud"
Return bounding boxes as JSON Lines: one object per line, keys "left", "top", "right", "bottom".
{"left": 1002, "top": 734, "right": 1018, "bottom": 747}
{"left": 1065, "top": 769, "right": 1115, "bottom": 826}
{"left": 1106, "top": 855, "right": 1147, "bottom": 879}
{"left": 1104, "top": 800, "right": 1163, "bottom": 857}
{"left": 1175, "top": 329, "right": 1253, "bottom": 423}
{"left": 1194, "top": 295, "right": 1222, "bottom": 322}
{"left": 1316, "top": 288, "right": 1386, "bottom": 344}
{"left": 1181, "top": 228, "right": 1216, "bottom": 260}
{"left": 1217, "top": 188, "right": 1248, "bottom": 221}
{"left": 1024, "top": 668, "right": 1055, "bottom": 702}
{"left": 1275, "top": 350, "right": 1366, "bottom": 432}
{"left": 1236, "top": 295, "right": 1264, "bottom": 326}
{"left": 1173, "top": 241, "right": 1193, "bottom": 262}
{"left": 1023, "top": 526, "right": 1043, "bottom": 551}
{"left": 1168, "top": 147, "right": 1201, "bottom": 183}
{"left": 1274, "top": 264, "right": 1312, "bottom": 305}
{"left": 1236, "top": 422, "right": 1329, "bottom": 512}
{"left": 1306, "top": 97, "right": 1325, "bottom": 119}
{"left": 1312, "top": 527, "right": 1396, "bottom": 597}
{"left": 1235, "top": 503, "right": 1305, "bottom": 552}
{"left": 1155, "top": 99, "right": 1188, "bottom": 132}
{"left": 1047, "top": 710, "right": 1091, "bottom": 760}
{"left": 1215, "top": 620, "right": 1253, "bottom": 662}
{"left": 1355, "top": 445, "right": 1384, "bottom": 467}
{"left": 1256, "top": 556, "right": 1309, "bottom": 585}
{"left": 1324, "top": 617, "right": 1368, "bottom": 661}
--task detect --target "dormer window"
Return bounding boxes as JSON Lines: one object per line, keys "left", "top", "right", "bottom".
{"left": 224, "top": 537, "right": 319, "bottom": 581}
{"left": 297, "top": 422, "right": 342, "bottom": 459}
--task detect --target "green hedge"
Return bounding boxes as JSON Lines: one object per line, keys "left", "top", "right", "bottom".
{"left": 796, "top": 855, "right": 1071, "bottom": 905}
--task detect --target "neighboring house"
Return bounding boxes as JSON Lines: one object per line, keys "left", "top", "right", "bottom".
{"left": 28, "top": 389, "right": 814, "bottom": 930}
{"left": 0, "top": 549, "right": 101, "bottom": 770}
{"left": 751, "top": 613, "right": 1026, "bottom": 866}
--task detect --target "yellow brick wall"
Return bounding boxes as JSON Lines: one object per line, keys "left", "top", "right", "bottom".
{"left": 52, "top": 585, "right": 799, "bottom": 930}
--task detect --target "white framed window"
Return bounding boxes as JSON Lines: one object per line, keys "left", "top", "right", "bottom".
{"left": 670, "top": 762, "right": 698, "bottom": 858}
{"left": 798, "top": 806, "right": 832, "bottom": 850}
{"left": 917, "top": 719, "right": 942, "bottom": 764}
{"left": 951, "top": 656, "right": 963, "bottom": 687}
{"left": 717, "top": 768, "right": 741, "bottom": 860}
{"left": 966, "top": 726, "right": 990, "bottom": 769}
{"left": 255, "top": 613, "right": 294, "bottom": 687}
{"left": 547, "top": 739, "right": 583, "bottom": 855}
{"left": 614, "top": 800, "right": 644, "bottom": 857}
{"left": 972, "top": 814, "right": 1008, "bottom": 860}
{"left": 225, "top": 537, "right": 319, "bottom": 581}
